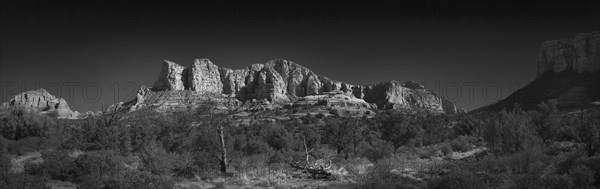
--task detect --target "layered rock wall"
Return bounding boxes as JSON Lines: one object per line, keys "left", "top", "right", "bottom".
{"left": 150, "top": 58, "right": 462, "bottom": 114}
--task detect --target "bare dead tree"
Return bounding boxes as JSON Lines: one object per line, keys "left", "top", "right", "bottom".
{"left": 291, "top": 132, "right": 334, "bottom": 179}
{"left": 303, "top": 136, "right": 311, "bottom": 166}
{"left": 197, "top": 102, "right": 231, "bottom": 174}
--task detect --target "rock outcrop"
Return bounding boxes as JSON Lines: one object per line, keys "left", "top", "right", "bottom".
{"left": 152, "top": 60, "right": 186, "bottom": 91}
{"left": 479, "top": 31, "right": 600, "bottom": 111}
{"left": 358, "top": 80, "right": 459, "bottom": 113}
{"left": 145, "top": 58, "right": 462, "bottom": 114}
{"left": 120, "top": 86, "right": 242, "bottom": 113}
{"left": 538, "top": 31, "right": 600, "bottom": 76}
{"left": 0, "top": 88, "right": 80, "bottom": 119}
{"left": 189, "top": 58, "right": 223, "bottom": 93}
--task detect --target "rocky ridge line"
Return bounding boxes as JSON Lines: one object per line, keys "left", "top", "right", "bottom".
{"left": 144, "top": 58, "right": 463, "bottom": 114}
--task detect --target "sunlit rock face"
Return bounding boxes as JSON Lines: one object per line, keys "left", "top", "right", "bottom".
{"left": 143, "top": 58, "right": 462, "bottom": 114}
{"left": 189, "top": 58, "right": 223, "bottom": 93}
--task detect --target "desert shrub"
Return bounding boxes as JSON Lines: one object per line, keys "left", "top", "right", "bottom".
{"left": 568, "top": 165, "right": 596, "bottom": 188}
{"left": 78, "top": 169, "right": 174, "bottom": 189}
{"left": 539, "top": 173, "right": 574, "bottom": 189}
{"left": 242, "top": 139, "right": 274, "bottom": 156}
{"left": 362, "top": 139, "right": 394, "bottom": 162}
{"left": 482, "top": 108, "right": 543, "bottom": 154}
{"left": 0, "top": 136, "right": 7, "bottom": 154}
{"left": 26, "top": 150, "right": 78, "bottom": 180}
{"left": 315, "top": 113, "right": 325, "bottom": 119}
{"left": 358, "top": 157, "right": 423, "bottom": 189}
{"left": 322, "top": 117, "right": 370, "bottom": 158}
{"left": 27, "top": 150, "right": 126, "bottom": 183}
{"left": 495, "top": 147, "right": 548, "bottom": 174}
{"left": 557, "top": 154, "right": 600, "bottom": 186}
{"left": 137, "top": 142, "right": 179, "bottom": 176}
{"left": 509, "top": 161, "right": 548, "bottom": 189}
{"left": 330, "top": 109, "right": 341, "bottom": 117}
{"left": 0, "top": 172, "right": 50, "bottom": 189}
{"left": 449, "top": 139, "right": 471, "bottom": 153}
{"left": 337, "top": 157, "right": 373, "bottom": 176}
{"left": 448, "top": 135, "right": 482, "bottom": 153}
{"left": 5, "top": 137, "right": 57, "bottom": 155}
{"left": 0, "top": 108, "right": 57, "bottom": 140}
{"left": 269, "top": 151, "right": 292, "bottom": 164}
{"left": 379, "top": 116, "right": 425, "bottom": 148}
{"left": 73, "top": 150, "right": 124, "bottom": 179}
{"left": 233, "top": 154, "right": 270, "bottom": 172}
{"left": 1, "top": 153, "right": 12, "bottom": 177}
{"left": 432, "top": 148, "right": 551, "bottom": 188}
{"left": 260, "top": 124, "right": 292, "bottom": 151}
{"left": 441, "top": 144, "right": 452, "bottom": 155}
{"left": 428, "top": 170, "right": 486, "bottom": 189}
{"left": 2, "top": 153, "right": 48, "bottom": 188}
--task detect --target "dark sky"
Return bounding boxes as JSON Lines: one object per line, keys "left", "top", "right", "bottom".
{"left": 1, "top": 0, "right": 599, "bottom": 112}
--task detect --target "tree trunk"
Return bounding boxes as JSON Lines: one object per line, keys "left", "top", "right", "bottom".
{"left": 303, "top": 136, "right": 311, "bottom": 166}
{"left": 218, "top": 124, "right": 228, "bottom": 173}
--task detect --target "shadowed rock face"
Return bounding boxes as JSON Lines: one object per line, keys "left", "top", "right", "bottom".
{"left": 0, "top": 88, "right": 79, "bottom": 119}
{"left": 479, "top": 31, "right": 600, "bottom": 112}
{"left": 148, "top": 58, "right": 463, "bottom": 114}
{"left": 538, "top": 31, "right": 600, "bottom": 76}
{"left": 152, "top": 60, "right": 186, "bottom": 91}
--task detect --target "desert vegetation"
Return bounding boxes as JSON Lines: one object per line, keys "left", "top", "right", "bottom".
{"left": 1, "top": 100, "right": 600, "bottom": 188}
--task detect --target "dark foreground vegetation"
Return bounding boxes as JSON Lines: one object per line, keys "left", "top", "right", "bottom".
{"left": 1, "top": 101, "right": 599, "bottom": 188}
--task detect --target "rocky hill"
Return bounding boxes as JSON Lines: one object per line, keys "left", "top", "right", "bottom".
{"left": 0, "top": 88, "right": 80, "bottom": 119}
{"left": 121, "top": 58, "right": 463, "bottom": 115}
{"left": 478, "top": 31, "right": 600, "bottom": 111}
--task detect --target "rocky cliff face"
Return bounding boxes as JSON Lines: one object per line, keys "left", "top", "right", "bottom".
{"left": 144, "top": 58, "right": 462, "bottom": 114}
{"left": 538, "top": 31, "right": 600, "bottom": 76}
{"left": 0, "top": 88, "right": 80, "bottom": 119}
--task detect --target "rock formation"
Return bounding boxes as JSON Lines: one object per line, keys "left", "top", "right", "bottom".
{"left": 538, "top": 31, "right": 600, "bottom": 76}
{"left": 152, "top": 60, "right": 186, "bottom": 91}
{"left": 0, "top": 88, "right": 80, "bottom": 119}
{"left": 479, "top": 31, "right": 600, "bottom": 111}
{"left": 189, "top": 58, "right": 223, "bottom": 93}
{"left": 142, "top": 58, "right": 462, "bottom": 114}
